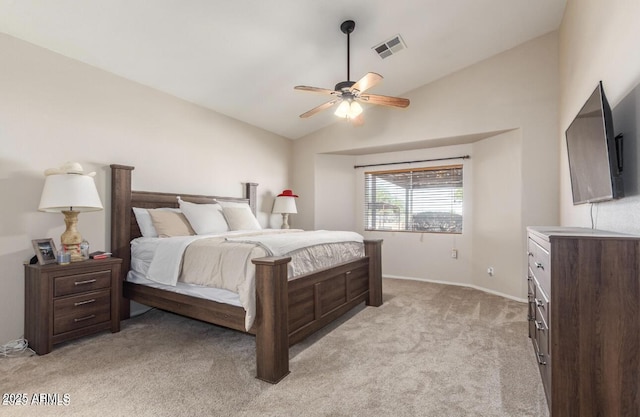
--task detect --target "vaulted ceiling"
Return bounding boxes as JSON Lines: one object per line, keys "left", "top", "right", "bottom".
{"left": 0, "top": 1, "right": 566, "bottom": 139}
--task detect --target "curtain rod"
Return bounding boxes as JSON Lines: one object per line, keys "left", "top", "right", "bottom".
{"left": 354, "top": 155, "right": 470, "bottom": 169}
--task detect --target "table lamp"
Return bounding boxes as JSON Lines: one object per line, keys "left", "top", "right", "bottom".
{"left": 38, "top": 163, "right": 103, "bottom": 262}
{"left": 272, "top": 189, "right": 298, "bottom": 229}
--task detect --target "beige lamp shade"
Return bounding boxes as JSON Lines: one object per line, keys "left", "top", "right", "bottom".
{"left": 38, "top": 173, "right": 103, "bottom": 262}
{"left": 272, "top": 195, "right": 297, "bottom": 229}
{"left": 38, "top": 174, "right": 103, "bottom": 212}
{"left": 272, "top": 196, "right": 297, "bottom": 214}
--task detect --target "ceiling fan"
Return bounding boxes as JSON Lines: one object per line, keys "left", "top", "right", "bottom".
{"left": 294, "top": 20, "right": 410, "bottom": 123}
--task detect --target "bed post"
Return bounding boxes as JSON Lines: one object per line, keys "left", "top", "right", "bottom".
{"left": 110, "top": 164, "right": 134, "bottom": 319}
{"left": 364, "top": 239, "right": 383, "bottom": 307}
{"left": 252, "top": 256, "right": 291, "bottom": 383}
{"left": 245, "top": 182, "right": 258, "bottom": 216}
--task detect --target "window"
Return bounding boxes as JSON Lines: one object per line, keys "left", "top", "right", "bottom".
{"left": 364, "top": 165, "right": 463, "bottom": 233}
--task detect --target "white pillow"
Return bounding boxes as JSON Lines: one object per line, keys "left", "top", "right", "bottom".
{"left": 133, "top": 207, "right": 181, "bottom": 238}
{"left": 221, "top": 204, "right": 262, "bottom": 231}
{"left": 178, "top": 199, "right": 229, "bottom": 235}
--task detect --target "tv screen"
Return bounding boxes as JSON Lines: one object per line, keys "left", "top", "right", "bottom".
{"left": 565, "top": 81, "right": 623, "bottom": 205}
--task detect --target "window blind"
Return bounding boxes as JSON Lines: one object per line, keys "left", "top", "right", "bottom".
{"left": 364, "top": 165, "right": 463, "bottom": 233}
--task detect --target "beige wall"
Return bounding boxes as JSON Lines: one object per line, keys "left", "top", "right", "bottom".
{"left": 314, "top": 154, "right": 357, "bottom": 231}
{"left": 559, "top": 0, "right": 640, "bottom": 231}
{"left": 293, "top": 32, "right": 559, "bottom": 301}
{"left": 0, "top": 34, "right": 292, "bottom": 344}
{"left": 471, "top": 130, "right": 523, "bottom": 298}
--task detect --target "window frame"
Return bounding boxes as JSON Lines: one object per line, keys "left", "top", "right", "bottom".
{"left": 364, "top": 164, "right": 463, "bottom": 234}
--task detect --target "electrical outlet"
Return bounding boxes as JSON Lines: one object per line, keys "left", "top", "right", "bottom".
{"left": 451, "top": 249, "right": 458, "bottom": 259}
{"left": 487, "top": 267, "right": 494, "bottom": 276}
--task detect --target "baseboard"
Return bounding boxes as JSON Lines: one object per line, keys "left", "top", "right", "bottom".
{"left": 383, "top": 275, "right": 528, "bottom": 303}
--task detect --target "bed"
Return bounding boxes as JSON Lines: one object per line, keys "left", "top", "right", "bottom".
{"left": 110, "top": 164, "right": 383, "bottom": 383}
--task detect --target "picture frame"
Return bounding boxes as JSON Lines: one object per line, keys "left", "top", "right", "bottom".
{"left": 32, "top": 238, "right": 58, "bottom": 265}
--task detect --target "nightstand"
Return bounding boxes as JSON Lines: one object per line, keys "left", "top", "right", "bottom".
{"left": 24, "top": 257, "right": 122, "bottom": 354}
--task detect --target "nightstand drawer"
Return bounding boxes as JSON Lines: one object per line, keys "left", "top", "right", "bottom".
{"left": 53, "top": 290, "right": 111, "bottom": 335}
{"left": 54, "top": 270, "right": 111, "bottom": 297}
{"left": 54, "top": 289, "right": 111, "bottom": 317}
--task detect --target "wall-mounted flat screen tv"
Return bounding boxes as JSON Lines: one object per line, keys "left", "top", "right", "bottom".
{"left": 565, "top": 81, "right": 623, "bottom": 205}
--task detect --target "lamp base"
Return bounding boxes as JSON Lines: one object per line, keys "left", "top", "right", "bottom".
{"left": 61, "top": 210, "right": 84, "bottom": 262}
{"left": 280, "top": 213, "right": 290, "bottom": 229}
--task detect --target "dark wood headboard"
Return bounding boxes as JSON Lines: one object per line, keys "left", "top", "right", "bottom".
{"left": 109, "top": 164, "right": 258, "bottom": 317}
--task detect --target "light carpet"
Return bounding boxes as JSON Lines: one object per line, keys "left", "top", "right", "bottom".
{"left": 0, "top": 278, "right": 548, "bottom": 416}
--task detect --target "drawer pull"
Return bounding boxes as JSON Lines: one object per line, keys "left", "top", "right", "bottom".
{"left": 535, "top": 298, "right": 545, "bottom": 308}
{"left": 74, "top": 279, "right": 97, "bottom": 286}
{"left": 527, "top": 251, "right": 534, "bottom": 257}
{"left": 535, "top": 321, "right": 546, "bottom": 331}
{"left": 537, "top": 352, "right": 547, "bottom": 366}
{"left": 535, "top": 262, "right": 544, "bottom": 270}
{"left": 74, "top": 299, "right": 96, "bottom": 307}
{"left": 73, "top": 314, "right": 96, "bottom": 323}
{"left": 345, "top": 271, "right": 351, "bottom": 275}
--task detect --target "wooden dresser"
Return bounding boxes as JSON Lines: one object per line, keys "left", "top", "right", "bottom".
{"left": 527, "top": 227, "right": 640, "bottom": 416}
{"left": 24, "top": 257, "right": 122, "bottom": 354}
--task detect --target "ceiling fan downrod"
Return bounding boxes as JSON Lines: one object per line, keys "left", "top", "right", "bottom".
{"left": 335, "top": 20, "right": 356, "bottom": 92}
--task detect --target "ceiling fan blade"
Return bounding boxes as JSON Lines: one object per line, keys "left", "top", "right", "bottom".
{"left": 299, "top": 99, "right": 340, "bottom": 118}
{"left": 360, "top": 93, "right": 410, "bottom": 108}
{"left": 294, "top": 85, "right": 339, "bottom": 96}
{"left": 350, "top": 72, "right": 383, "bottom": 93}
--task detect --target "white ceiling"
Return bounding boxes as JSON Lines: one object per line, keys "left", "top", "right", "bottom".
{"left": 0, "top": 0, "right": 566, "bottom": 140}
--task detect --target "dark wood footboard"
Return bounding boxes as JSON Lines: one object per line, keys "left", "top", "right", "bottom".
{"left": 251, "top": 239, "right": 383, "bottom": 383}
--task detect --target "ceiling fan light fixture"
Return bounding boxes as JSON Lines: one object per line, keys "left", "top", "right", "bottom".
{"left": 334, "top": 101, "right": 350, "bottom": 118}
{"left": 350, "top": 100, "right": 363, "bottom": 117}
{"left": 334, "top": 100, "right": 363, "bottom": 119}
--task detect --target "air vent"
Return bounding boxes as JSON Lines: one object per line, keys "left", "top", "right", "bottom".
{"left": 372, "top": 34, "right": 407, "bottom": 59}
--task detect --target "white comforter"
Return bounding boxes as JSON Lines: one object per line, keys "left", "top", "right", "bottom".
{"left": 135, "top": 229, "right": 364, "bottom": 330}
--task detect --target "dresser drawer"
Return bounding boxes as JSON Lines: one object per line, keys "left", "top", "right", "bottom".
{"left": 533, "top": 301, "right": 549, "bottom": 346}
{"left": 53, "top": 290, "right": 111, "bottom": 335}
{"left": 527, "top": 271, "right": 536, "bottom": 296}
{"left": 535, "top": 316, "right": 551, "bottom": 402}
{"left": 527, "top": 273, "right": 536, "bottom": 338}
{"left": 528, "top": 238, "right": 551, "bottom": 296}
{"left": 533, "top": 281, "right": 550, "bottom": 329}
{"left": 54, "top": 270, "right": 111, "bottom": 297}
